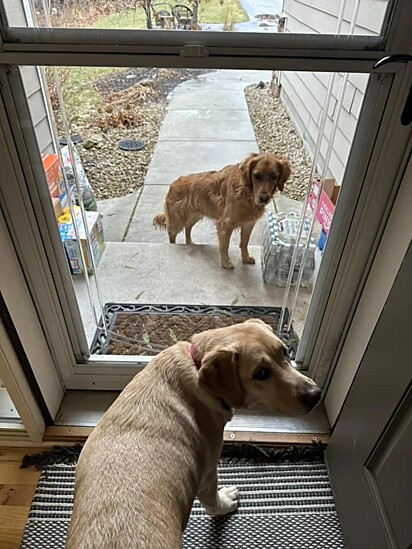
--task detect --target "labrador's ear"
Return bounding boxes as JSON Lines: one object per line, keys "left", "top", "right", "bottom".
{"left": 240, "top": 153, "right": 259, "bottom": 190}
{"left": 277, "top": 157, "right": 292, "bottom": 192}
{"left": 198, "top": 347, "right": 244, "bottom": 408}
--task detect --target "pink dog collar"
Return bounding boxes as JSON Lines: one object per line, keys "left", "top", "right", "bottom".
{"left": 189, "top": 343, "right": 201, "bottom": 369}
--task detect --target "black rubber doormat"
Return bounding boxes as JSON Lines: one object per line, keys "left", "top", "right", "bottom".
{"left": 90, "top": 303, "right": 299, "bottom": 357}
{"left": 20, "top": 444, "right": 345, "bottom": 549}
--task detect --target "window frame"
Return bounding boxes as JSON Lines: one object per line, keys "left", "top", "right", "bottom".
{"left": 0, "top": 0, "right": 409, "bottom": 70}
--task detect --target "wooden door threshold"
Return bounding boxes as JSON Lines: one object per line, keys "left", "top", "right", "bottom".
{"left": 48, "top": 390, "right": 330, "bottom": 445}
{"left": 44, "top": 425, "right": 329, "bottom": 445}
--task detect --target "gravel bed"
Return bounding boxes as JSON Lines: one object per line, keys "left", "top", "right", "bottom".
{"left": 77, "top": 105, "right": 166, "bottom": 200}
{"left": 245, "top": 82, "right": 314, "bottom": 201}
{"left": 77, "top": 105, "right": 165, "bottom": 200}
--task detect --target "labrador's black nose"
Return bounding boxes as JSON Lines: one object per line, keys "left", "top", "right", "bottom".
{"left": 301, "top": 385, "right": 322, "bottom": 411}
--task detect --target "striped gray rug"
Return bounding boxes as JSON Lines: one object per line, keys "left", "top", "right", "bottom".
{"left": 20, "top": 460, "right": 345, "bottom": 548}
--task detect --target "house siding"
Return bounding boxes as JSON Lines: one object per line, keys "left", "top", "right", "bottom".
{"left": 280, "top": 0, "right": 387, "bottom": 184}
{"left": 4, "top": 0, "right": 54, "bottom": 155}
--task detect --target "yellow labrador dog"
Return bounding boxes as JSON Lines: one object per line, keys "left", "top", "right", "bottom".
{"left": 66, "top": 319, "right": 321, "bottom": 549}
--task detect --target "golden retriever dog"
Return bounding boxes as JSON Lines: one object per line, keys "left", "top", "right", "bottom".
{"left": 66, "top": 319, "right": 320, "bottom": 549}
{"left": 153, "top": 153, "right": 291, "bottom": 269}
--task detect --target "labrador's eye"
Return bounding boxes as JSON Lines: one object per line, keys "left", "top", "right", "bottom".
{"left": 271, "top": 172, "right": 279, "bottom": 180}
{"left": 253, "top": 367, "right": 272, "bottom": 381}
{"left": 254, "top": 172, "right": 262, "bottom": 181}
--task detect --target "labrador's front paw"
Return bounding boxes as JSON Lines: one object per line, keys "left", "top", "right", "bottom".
{"left": 205, "top": 486, "right": 239, "bottom": 516}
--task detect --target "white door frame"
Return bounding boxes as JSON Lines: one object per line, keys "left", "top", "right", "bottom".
{"left": 0, "top": 0, "right": 410, "bottom": 399}
{"left": 0, "top": 0, "right": 409, "bottom": 69}
{"left": 0, "top": 208, "right": 64, "bottom": 419}
{"left": 0, "top": 319, "right": 44, "bottom": 443}
{"left": 301, "top": 64, "right": 412, "bottom": 382}
{"left": 325, "top": 147, "right": 412, "bottom": 427}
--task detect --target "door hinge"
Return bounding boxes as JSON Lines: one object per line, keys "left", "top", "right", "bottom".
{"left": 180, "top": 44, "right": 209, "bottom": 58}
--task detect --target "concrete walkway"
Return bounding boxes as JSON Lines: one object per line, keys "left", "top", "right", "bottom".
{"left": 125, "top": 69, "right": 270, "bottom": 245}
{"left": 99, "top": 70, "right": 274, "bottom": 244}
{"left": 76, "top": 70, "right": 313, "bottom": 346}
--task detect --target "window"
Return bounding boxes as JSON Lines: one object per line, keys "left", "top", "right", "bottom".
{"left": 3, "top": 0, "right": 391, "bottom": 38}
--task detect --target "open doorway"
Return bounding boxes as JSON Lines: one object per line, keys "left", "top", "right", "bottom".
{"left": 1, "top": 0, "right": 406, "bottom": 435}
{"left": 16, "top": 60, "right": 370, "bottom": 435}
{"left": 25, "top": 63, "right": 369, "bottom": 367}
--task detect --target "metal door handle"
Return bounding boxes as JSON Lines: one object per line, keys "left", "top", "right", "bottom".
{"left": 373, "top": 54, "right": 412, "bottom": 69}
{"left": 374, "top": 55, "right": 412, "bottom": 126}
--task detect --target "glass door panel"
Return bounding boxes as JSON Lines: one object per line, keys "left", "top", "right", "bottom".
{"left": 20, "top": 61, "right": 370, "bottom": 365}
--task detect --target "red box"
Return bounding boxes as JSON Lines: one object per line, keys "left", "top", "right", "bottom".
{"left": 309, "top": 179, "right": 340, "bottom": 235}
{"left": 316, "top": 191, "right": 335, "bottom": 234}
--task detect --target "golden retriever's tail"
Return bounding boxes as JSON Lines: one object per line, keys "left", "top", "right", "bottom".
{"left": 153, "top": 213, "right": 167, "bottom": 231}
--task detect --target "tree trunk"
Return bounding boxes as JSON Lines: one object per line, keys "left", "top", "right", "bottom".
{"left": 145, "top": 0, "right": 152, "bottom": 29}
{"left": 192, "top": 0, "right": 198, "bottom": 26}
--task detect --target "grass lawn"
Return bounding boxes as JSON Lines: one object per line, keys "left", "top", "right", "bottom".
{"left": 61, "top": 0, "right": 248, "bottom": 120}
{"left": 93, "top": 0, "right": 248, "bottom": 29}
{"left": 61, "top": 66, "right": 122, "bottom": 124}
{"left": 199, "top": 0, "right": 248, "bottom": 24}
{"left": 92, "top": 9, "right": 146, "bottom": 29}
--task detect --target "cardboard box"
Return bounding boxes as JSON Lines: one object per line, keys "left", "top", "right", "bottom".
{"left": 323, "top": 178, "right": 340, "bottom": 206}
{"left": 309, "top": 180, "right": 321, "bottom": 212}
{"left": 42, "top": 154, "right": 65, "bottom": 198}
{"left": 59, "top": 211, "right": 105, "bottom": 275}
{"left": 52, "top": 197, "right": 63, "bottom": 220}
{"left": 315, "top": 191, "right": 334, "bottom": 234}
{"left": 42, "top": 153, "right": 74, "bottom": 219}
{"left": 309, "top": 179, "right": 341, "bottom": 235}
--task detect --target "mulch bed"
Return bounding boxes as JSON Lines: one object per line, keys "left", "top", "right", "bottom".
{"left": 52, "top": 68, "right": 212, "bottom": 200}
{"left": 103, "top": 312, "right": 280, "bottom": 355}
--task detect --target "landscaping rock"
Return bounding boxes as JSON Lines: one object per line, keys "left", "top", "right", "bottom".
{"left": 245, "top": 83, "right": 316, "bottom": 201}
{"left": 82, "top": 134, "right": 105, "bottom": 150}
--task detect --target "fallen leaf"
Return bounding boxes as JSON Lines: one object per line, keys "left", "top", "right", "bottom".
{"left": 169, "top": 328, "right": 178, "bottom": 343}
{"left": 135, "top": 290, "right": 145, "bottom": 299}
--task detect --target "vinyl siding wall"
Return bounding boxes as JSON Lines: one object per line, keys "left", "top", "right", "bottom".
{"left": 280, "top": 0, "right": 388, "bottom": 183}
{"left": 4, "top": 0, "right": 54, "bottom": 154}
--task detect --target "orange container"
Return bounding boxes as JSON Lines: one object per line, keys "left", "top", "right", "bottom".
{"left": 42, "top": 154, "right": 64, "bottom": 198}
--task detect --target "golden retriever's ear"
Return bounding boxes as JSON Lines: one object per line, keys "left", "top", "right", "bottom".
{"left": 198, "top": 347, "right": 244, "bottom": 408}
{"left": 277, "top": 157, "right": 292, "bottom": 192}
{"left": 240, "top": 153, "right": 259, "bottom": 189}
